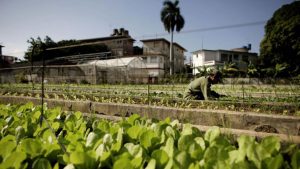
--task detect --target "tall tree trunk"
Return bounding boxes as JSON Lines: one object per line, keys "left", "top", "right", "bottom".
{"left": 170, "top": 30, "right": 174, "bottom": 76}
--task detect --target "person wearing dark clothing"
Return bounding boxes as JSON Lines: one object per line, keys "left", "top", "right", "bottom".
{"left": 184, "top": 70, "right": 222, "bottom": 100}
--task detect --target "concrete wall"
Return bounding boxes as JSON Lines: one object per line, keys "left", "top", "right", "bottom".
{"left": 223, "top": 78, "right": 300, "bottom": 85}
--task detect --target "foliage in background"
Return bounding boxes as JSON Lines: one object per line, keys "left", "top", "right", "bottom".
{"left": 259, "top": 1, "right": 300, "bottom": 77}
{"left": 196, "top": 66, "right": 210, "bottom": 77}
{"left": 221, "top": 63, "right": 240, "bottom": 77}
{"left": 247, "top": 62, "right": 259, "bottom": 77}
{"left": 24, "top": 36, "right": 109, "bottom": 62}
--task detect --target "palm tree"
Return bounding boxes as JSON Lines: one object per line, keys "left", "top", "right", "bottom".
{"left": 161, "top": 0, "right": 185, "bottom": 75}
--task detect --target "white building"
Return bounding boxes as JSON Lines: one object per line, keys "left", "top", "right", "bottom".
{"left": 191, "top": 46, "right": 258, "bottom": 75}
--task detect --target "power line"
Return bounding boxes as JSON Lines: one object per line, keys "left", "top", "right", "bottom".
{"left": 134, "top": 20, "right": 266, "bottom": 39}
{"left": 4, "top": 20, "right": 267, "bottom": 55}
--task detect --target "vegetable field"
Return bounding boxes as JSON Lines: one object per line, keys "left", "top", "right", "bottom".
{"left": 1, "top": 103, "right": 300, "bottom": 169}
{"left": 0, "top": 83, "right": 300, "bottom": 168}
{"left": 0, "top": 83, "right": 299, "bottom": 115}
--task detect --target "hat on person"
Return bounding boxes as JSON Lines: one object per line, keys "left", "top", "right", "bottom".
{"left": 209, "top": 68, "right": 222, "bottom": 82}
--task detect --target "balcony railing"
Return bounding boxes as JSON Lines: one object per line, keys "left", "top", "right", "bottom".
{"left": 203, "top": 60, "right": 225, "bottom": 66}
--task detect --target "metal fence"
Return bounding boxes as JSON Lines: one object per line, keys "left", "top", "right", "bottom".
{"left": 0, "top": 58, "right": 150, "bottom": 84}
{"left": 1, "top": 62, "right": 300, "bottom": 103}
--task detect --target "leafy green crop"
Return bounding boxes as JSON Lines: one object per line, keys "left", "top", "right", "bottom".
{"left": 0, "top": 103, "right": 299, "bottom": 169}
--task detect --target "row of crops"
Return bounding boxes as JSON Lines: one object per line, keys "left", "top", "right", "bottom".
{"left": 0, "top": 83, "right": 299, "bottom": 115}
{"left": 1, "top": 83, "right": 300, "bottom": 98}
{"left": 1, "top": 103, "right": 300, "bottom": 169}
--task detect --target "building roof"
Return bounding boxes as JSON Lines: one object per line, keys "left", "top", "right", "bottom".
{"left": 79, "top": 35, "right": 135, "bottom": 43}
{"left": 86, "top": 56, "right": 146, "bottom": 68}
{"left": 141, "top": 38, "right": 187, "bottom": 52}
{"left": 191, "top": 49, "right": 215, "bottom": 54}
{"left": 191, "top": 49, "right": 257, "bottom": 55}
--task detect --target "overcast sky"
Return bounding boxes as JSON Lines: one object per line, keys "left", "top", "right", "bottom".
{"left": 0, "top": 0, "right": 294, "bottom": 59}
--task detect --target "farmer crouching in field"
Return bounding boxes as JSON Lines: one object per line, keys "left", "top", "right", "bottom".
{"left": 184, "top": 70, "right": 222, "bottom": 100}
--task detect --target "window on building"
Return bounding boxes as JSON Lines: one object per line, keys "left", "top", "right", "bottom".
{"left": 144, "top": 47, "right": 149, "bottom": 54}
{"left": 153, "top": 42, "right": 159, "bottom": 48}
{"left": 242, "top": 55, "right": 249, "bottom": 63}
{"left": 150, "top": 56, "right": 157, "bottom": 63}
{"left": 117, "top": 50, "right": 123, "bottom": 56}
{"left": 221, "top": 54, "right": 228, "bottom": 62}
{"left": 234, "top": 54, "right": 239, "bottom": 61}
{"left": 228, "top": 54, "right": 233, "bottom": 62}
{"left": 142, "top": 57, "right": 147, "bottom": 63}
{"left": 88, "top": 68, "right": 93, "bottom": 74}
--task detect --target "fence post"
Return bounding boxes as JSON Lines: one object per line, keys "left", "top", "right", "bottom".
{"left": 148, "top": 75, "right": 150, "bottom": 105}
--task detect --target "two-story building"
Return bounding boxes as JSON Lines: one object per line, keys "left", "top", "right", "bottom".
{"left": 140, "top": 38, "right": 186, "bottom": 77}
{"left": 78, "top": 28, "right": 135, "bottom": 57}
{"left": 191, "top": 45, "right": 258, "bottom": 75}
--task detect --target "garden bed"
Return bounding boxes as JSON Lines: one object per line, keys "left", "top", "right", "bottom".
{"left": 0, "top": 89, "right": 299, "bottom": 115}
{"left": 1, "top": 103, "right": 299, "bottom": 168}
{"left": 0, "top": 96, "right": 299, "bottom": 136}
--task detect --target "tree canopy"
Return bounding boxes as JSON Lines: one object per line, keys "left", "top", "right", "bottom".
{"left": 160, "top": 0, "right": 185, "bottom": 33}
{"left": 24, "top": 36, "right": 109, "bottom": 62}
{"left": 259, "top": 1, "right": 300, "bottom": 76}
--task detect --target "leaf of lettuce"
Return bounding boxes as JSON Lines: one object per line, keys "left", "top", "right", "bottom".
{"left": 182, "top": 124, "right": 193, "bottom": 136}
{"left": 113, "top": 157, "right": 133, "bottom": 169}
{"left": 0, "top": 151, "right": 26, "bottom": 169}
{"left": 247, "top": 143, "right": 271, "bottom": 169}
{"left": 204, "top": 126, "right": 221, "bottom": 144}
{"left": 145, "top": 159, "right": 156, "bottom": 169}
{"left": 261, "top": 136, "right": 280, "bottom": 155}
{"left": 69, "top": 151, "right": 96, "bottom": 169}
{"left": 178, "top": 134, "right": 194, "bottom": 151}
{"left": 151, "top": 149, "right": 169, "bottom": 168}
{"left": 0, "top": 138, "right": 16, "bottom": 160}
{"left": 19, "top": 138, "right": 43, "bottom": 159}
{"left": 131, "top": 157, "right": 143, "bottom": 168}
{"left": 291, "top": 150, "right": 300, "bottom": 169}
{"left": 162, "top": 137, "right": 175, "bottom": 158}
{"left": 127, "top": 114, "right": 141, "bottom": 126}
{"left": 124, "top": 143, "right": 143, "bottom": 158}
{"left": 32, "top": 158, "right": 52, "bottom": 169}
{"left": 140, "top": 130, "right": 159, "bottom": 150}
{"left": 86, "top": 132, "right": 100, "bottom": 148}
{"left": 262, "top": 154, "right": 283, "bottom": 169}
{"left": 175, "top": 151, "right": 192, "bottom": 169}
{"left": 127, "top": 125, "right": 142, "bottom": 140}
{"left": 236, "top": 135, "right": 255, "bottom": 163}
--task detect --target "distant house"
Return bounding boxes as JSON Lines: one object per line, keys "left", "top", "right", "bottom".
{"left": 46, "top": 31, "right": 187, "bottom": 79}
{"left": 2, "top": 30, "right": 189, "bottom": 84}
{"left": 78, "top": 28, "right": 135, "bottom": 57}
{"left": 0, "top": 55, "right": 18, "bottom": 65}
{"left": 191, "top": 45, "right": 258, "bottom": 75}
{"left": 140, "top": 38, "right": 186, "bottom": 77}
{"left": 0, "top": 45, "right": 18, "bottom": 66}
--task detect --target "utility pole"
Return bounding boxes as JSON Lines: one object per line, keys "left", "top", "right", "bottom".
{"left": 0, "top": 45, "right": 5, "bottom": 67}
